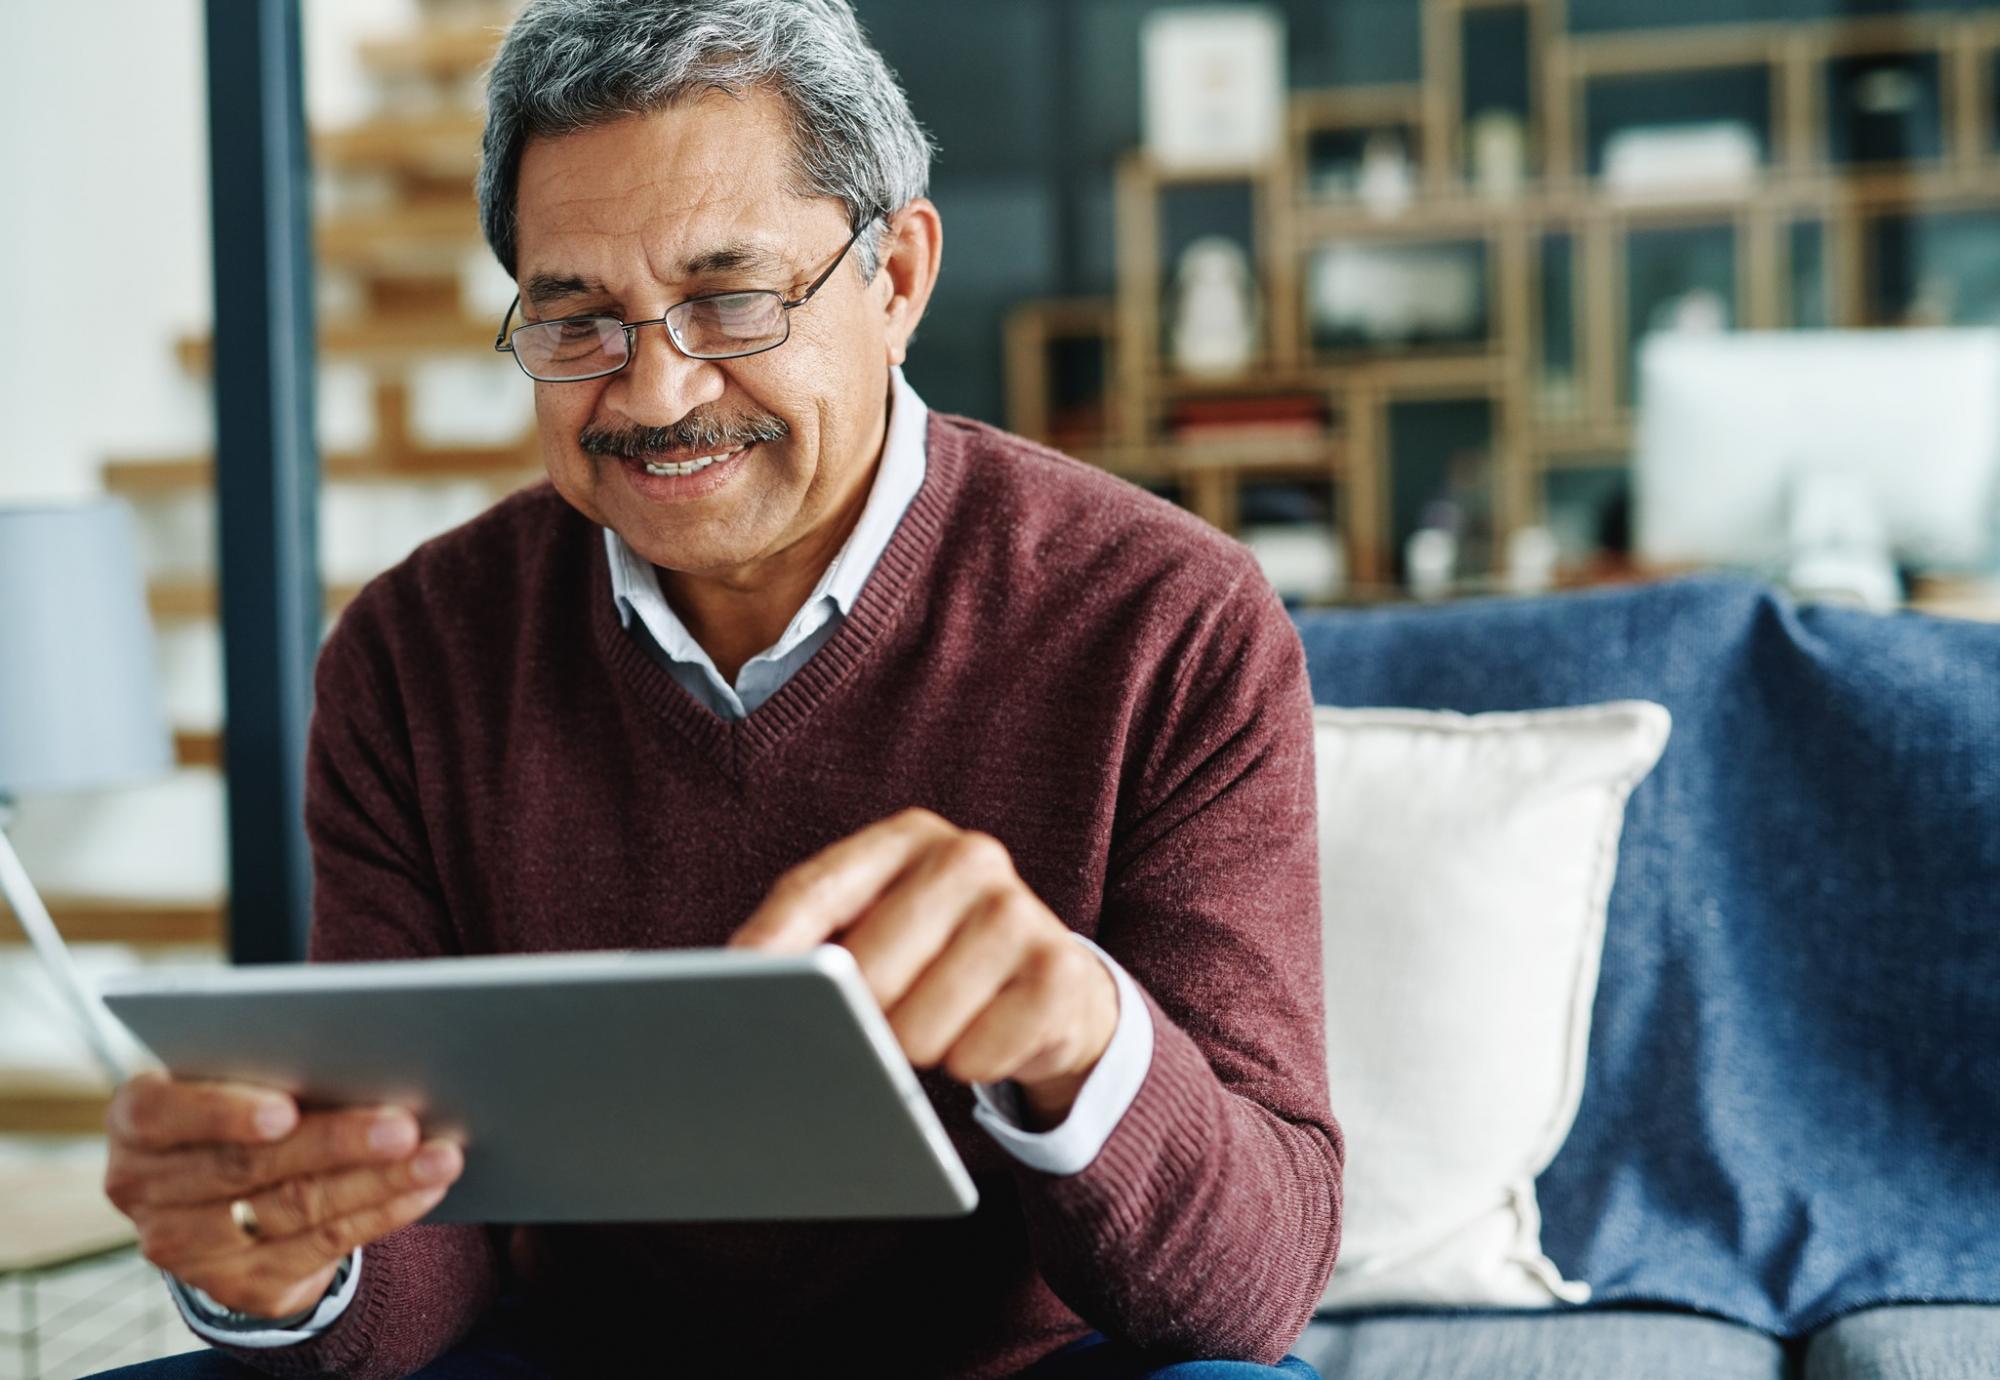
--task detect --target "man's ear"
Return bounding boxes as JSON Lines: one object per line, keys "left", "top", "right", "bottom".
{"left": 875, "top": 199, "right": 942, "bottom": 368}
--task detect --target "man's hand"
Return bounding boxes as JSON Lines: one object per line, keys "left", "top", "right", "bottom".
{"left": 729, "top": 808, "right": 1118, "bottom": 1127}
{"left": 104, "top": 1071, "right": 464, "bottom": 1322}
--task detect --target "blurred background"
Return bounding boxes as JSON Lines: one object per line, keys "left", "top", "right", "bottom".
{"left": 2, "top": 0, "right": 1999, "bottom": 1372}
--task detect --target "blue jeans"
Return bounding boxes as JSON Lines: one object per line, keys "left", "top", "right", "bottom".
{"left": 94, "top": 1330, "right": 1318, "bottom": 1378}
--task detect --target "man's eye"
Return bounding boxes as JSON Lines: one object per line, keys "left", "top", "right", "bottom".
{"left": 556, "top": 320, "right": 606, "bottom": 341}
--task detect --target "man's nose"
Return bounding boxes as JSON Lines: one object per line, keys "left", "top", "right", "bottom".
{"left": 611, "top": 318, "right": 726, "bottom": 426}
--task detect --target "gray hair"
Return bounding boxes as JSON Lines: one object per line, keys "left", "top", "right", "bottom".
{"left": 477, "top": 0, "right": 935, "bottom": 281}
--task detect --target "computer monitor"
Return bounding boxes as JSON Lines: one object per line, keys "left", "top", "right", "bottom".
{"left": 1634, "top": 329, "right": 2000, "bottom": 573}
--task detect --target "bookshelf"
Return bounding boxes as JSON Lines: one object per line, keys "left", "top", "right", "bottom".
{"left": 1004, "top": 0, "right": 2000, "bottom": 590}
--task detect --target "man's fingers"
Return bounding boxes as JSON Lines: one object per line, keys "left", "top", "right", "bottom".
{"left": 108, "top": 1071, "right": 297, "bottom": 1153}
{"left": 249, "top": 1183, "right": 451, "bottom": 1289}
{"left": 728, "top": 807, "right": 952, "bottom": 953}
{"left": 840, "top": 832, "right": 1018, "bottom": 1007}
{"left": 142, "top": 1139, "right": 463, "bottom": 1268}
{"left": 885, "top": 890, "right": 1029, "bottom": 1067}
{"left": 175, "top": 1185, "right": 447, "bottom": 1322}
{"left": 108, "top": 1105, "right": 421, "bottom": 1210}
{"left": 941, "top": 948, "right": 1076, "bottom": 1085}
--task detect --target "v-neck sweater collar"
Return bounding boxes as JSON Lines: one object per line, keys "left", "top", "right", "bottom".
{"left": 590, "top": 409, "right": 966, "bottom": 768}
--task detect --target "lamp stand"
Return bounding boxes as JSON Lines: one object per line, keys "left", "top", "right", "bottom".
{"left": 0, "top": 796, "right": 135, "bottom": 1084}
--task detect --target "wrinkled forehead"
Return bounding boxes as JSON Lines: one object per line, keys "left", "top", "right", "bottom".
{"left": 511, "top": 89, "right": 835, "bottom": 303}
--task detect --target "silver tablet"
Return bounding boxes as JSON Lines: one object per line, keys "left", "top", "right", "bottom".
{"left": 100, "top": 945, "right": 978, "bottom": 1223}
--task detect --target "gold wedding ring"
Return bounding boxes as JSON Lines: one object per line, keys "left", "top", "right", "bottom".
{"left": 230, "top": 1196, "right": 262, "bottom": 1241}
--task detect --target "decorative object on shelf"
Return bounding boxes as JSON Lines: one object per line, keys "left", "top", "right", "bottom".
{"left": 1357, "top": 129, "right": 1417, "bottom": 218}
{"left": 1407, "top": 527, "right": 1458, "bottom": 601}
{"left": 1170, "top": 236, "right": 1259, "bottom": 378}
{"left": 1244, "top": 525, "right": 1346, "bottom": 604}
{"left": 1140, "top": 5, "right": 1286, "bottom": 172}
{"left": 1468, "top": 109, "right": 1528, "bottom": 201}
{"left": 1305, "top": 125, "right": 1416, "bottom": 203}
{"left": 1505, "top": 525, "right": 1560, "bottom": 596}
{"left": 1786, "top": 471, "right": 1900, "bottom": 612}
{"left": 1601, "top": 121, "right": 1759, "bottom": 192}
{"left": 1658, "top": 286, "right": 1730, "bottom": 335}
{"left": 1831, "top": 57, "right": 1941, "bottom": 166}
{"left": 1168, "top": 393, "right": 1327, "bottom": 442}
{"left": 0, "top": 501, "right": 168, "bottom": 1084}
{"left": 1536, "top": 371, "right": 1584, "bottom": 421}
{"left": 1309, "top": 242, "right": 1485, "bottom": 348}
{"left": 1904, "top": 272, "right": 1957, "bottom": 328}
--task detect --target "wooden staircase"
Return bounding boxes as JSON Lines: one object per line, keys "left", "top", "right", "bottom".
{"left": 1, "top": 5, "right": 519, "bottom": 1135}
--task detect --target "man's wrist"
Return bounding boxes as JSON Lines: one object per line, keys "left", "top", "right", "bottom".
{"left": 970, "top": 937, "right": 1155, "bottom": 1175}
{"left": 172, "top": 1249, "right": 357, "bottom": 1335}
{"left": 1011, "top": 940, "right": 1121, "bottom": 1127}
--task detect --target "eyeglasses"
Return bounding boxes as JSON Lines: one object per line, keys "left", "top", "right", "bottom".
{"left": 494, "top": 215, "right": 878, "bottom": 383}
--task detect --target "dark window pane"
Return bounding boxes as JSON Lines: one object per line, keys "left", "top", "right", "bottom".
{"left": 1388, "top": 399, "right": 1495, "bottom": 580}
{"left": 1826, "top": 53, "right": 1943, "bottom": 166}
{"left": 1789, "top": 220, "right": 1828, "bottom": 330}
{"left": 1625, "top": 224, "right": 1737, "bottom": 404}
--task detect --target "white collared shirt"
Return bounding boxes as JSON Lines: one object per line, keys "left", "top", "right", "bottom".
{"left": 604, "top": 367, "right": 930, "bottom": 720}
{"left": 168, "top": 367, "right": 1155, "bottom": 1347}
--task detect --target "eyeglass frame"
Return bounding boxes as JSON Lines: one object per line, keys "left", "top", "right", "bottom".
{"left": 492, "top": 210, "right": 883, "bottom": 382}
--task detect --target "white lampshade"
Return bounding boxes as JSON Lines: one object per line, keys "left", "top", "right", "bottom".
{"left": 0, "top": 499, "right": 174, "bottom": 799}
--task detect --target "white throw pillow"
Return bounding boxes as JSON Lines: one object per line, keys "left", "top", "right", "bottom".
{"left": 1313, "top": 700, "right": 1671, "bottom": 1311}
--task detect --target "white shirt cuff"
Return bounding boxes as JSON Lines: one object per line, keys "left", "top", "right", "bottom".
{"left": 166, "top": 1247, "right": 362, "bottom": 1347}
{"left": 971, "top": 934, "right": 1154, "bottom": 1175}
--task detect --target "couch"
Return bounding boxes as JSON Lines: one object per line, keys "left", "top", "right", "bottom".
{"left": 1283, "top": 576, "right": 2000, "bottom": 1380}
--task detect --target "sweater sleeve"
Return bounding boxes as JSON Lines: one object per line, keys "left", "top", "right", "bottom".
{"left": 1012, "top": 558, "right": 1342, "bottom": 1365}
{"left": 202, "top": 584, "right": 510, "bottom": 1379}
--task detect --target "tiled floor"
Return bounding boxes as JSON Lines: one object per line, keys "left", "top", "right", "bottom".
{"left": 1, "top": 1137, "right": 199, "bottom": 1380}
{"left": 1, "top": 1247, "right": 195, "bottom": 1380}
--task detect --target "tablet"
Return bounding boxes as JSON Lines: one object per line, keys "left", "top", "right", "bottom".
{"left": 99, "top": 945, "right": 978, "bottom": 1224}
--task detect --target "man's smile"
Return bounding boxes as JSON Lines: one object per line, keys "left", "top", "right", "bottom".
{"left": 637, "top": 443, "right": 752, "bottom": 477}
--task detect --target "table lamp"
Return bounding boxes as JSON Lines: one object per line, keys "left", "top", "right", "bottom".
{"left": 0, "top": 499, "right": 175, "bottom": 1082}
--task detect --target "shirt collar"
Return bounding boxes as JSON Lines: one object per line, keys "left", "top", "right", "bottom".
{"left": 604, "top": 366, "right": 929, "bottom": 635}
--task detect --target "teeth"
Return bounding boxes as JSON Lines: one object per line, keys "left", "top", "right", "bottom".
{"left": 641, "top": 447, "right": 741, "bottom": 477}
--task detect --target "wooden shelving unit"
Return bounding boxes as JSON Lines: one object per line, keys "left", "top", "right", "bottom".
{"left": 1006, "top": 0, "right": 2000, "bottom": 587}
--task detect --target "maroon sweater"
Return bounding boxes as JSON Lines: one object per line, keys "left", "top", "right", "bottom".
{"left": 218, "top": 413, "right": 1340, "bottom": 1378}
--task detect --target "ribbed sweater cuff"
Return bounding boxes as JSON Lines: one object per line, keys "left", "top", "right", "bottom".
{"left": 212, "top": 1244, "right": 400, "bottom": 1379}
{"left": 1021, "top": 983, "right": 1222, "bottom": 1237}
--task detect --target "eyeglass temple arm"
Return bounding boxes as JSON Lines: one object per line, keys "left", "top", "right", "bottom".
{"left": 494, "top": 295, "right": 519, "bottom": 351}
{"left": 783, "top": 210, "right": 885, "bottom": 308}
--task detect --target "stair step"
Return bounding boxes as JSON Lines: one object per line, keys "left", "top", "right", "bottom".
{"left": 177, "top": 313, "right": 497, "bottom": 370}
{"left": 148, "top": 579, "right": 363, "bottom": 622}
{"left": 173, "top": 729, "right": 223, "bottom": 770}
{"left": 0, "top": 1072, "right": 115, "bottom": 1137}
{"left": 316, "top": 202, "right": 484, "bottom": 269}
{"left": 103, "top": 444, "right": 540, "bottom": 494}
{"left": 1, "top": 896, "right": 226, "bottom": 948}
{"left": 357, "top": 22, "right": 506, "bottom": 78}
{"left": 316, "top": 113, "right": 484, "bottom": 177}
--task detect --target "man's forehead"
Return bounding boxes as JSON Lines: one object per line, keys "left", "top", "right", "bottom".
{"left": 512, "top": 93, "right": 822, "bottom": 299}
{"left": 520, "top": 241, "right": 793, "bottom": 308}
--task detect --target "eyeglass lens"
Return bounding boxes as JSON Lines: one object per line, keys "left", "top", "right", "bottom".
{"left": 509, "top": 291, "right": 792, "bottom": 380}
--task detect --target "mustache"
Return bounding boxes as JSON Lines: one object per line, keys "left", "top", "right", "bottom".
{"left": 577, "top": 410, "right": 790, "bottom": 459}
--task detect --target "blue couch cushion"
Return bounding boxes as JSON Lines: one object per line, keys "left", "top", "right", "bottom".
{"left": 1291, "top": 577, "right": 2000, "bottom": 1338}
{"left": 1297, "top": 1310, "right": 1786, "bottom": 1380}
{"left": 1804, "top": 1304, "right": 2000, "bottom": 1380}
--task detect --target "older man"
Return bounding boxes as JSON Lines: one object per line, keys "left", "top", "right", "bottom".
{"left": 96, "top": 2, "right": 1340, "bottom": 1377}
